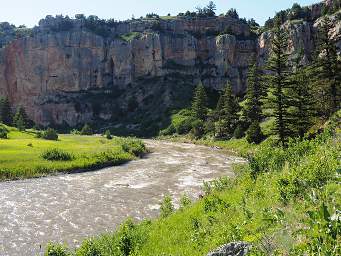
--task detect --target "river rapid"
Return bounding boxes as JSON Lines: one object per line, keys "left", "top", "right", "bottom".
{"left": 0, "top": 140, "right": 244, "bottom": 256}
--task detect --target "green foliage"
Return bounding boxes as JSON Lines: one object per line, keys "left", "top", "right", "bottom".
{"left": 80, "top": 124, "right": 93, "bottom": 135}
{"left": 0, "top": 125, "right": 8, "bottom": 139}
{"left": 45, "top": 243, "right": 69, "bottom": 256}
{"left": 13, "top": 106, "right": 29, "bottom": 131}
{"left": 159, "top": 124, "right": 176, "bottom": 136}
{"left": 179, "top": 194, "right": 192, "bottom": 210}
{"left": 160, "top": 195, "right": 174, "bottom": 218}
{"left": 233, "top": 124, "right": 245, "bottom": 139}
{"left": 0, "top": 97, "right": 12, "bottom": 125}
{"left": 246, "top": 121, "right": 264, "bottom": 144}
{"left": 314, "top": 17, "right": 341, "bottom": 115}
{"left": 191, "top": 82, "right": 208, "bottom": 121}
{"left": 104, "top": 129, "right": 112, "bottom": 140}
{"left": 242, "top": 60, "right": 264, "bottom": 127}
{"left": 265, "top": 20, "right": 291, "bottom": 146}
{"left": 42, "top": 128, "right": 59, "bottom": 141}
{"left": 75, "top": 240, "right": 101, "bottom": 256}
{"left": 119, "top": 32, "right": 141, "bottom": 42}
{"left": 121, "top": 138, "right": 146, "bottom": 157}
{"left": 214, "top": 83, "right": 240, "bottom": 139}
{"left": 41, "top": 148, "right": 73, "bottom": 161}
{"left": 287, "top": 57, "right": 317, "bottom": 138}
{"left": 191, "top": 119, "right": 204, "bottom": 139}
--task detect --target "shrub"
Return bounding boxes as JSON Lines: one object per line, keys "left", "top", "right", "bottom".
{"left": 179, "top": 194, "right": 192, "bottom": 210}
{"left": 80, "top": 124, "right": 93, "bottom": 135}
{"left": 41, "top": 148, "right": 73, "bottom": 161}
{"left": 70, "top": 129, "right": 80, "bottom": 135}
{"left": 75, "top": 239, "right": 101, "bottom": 256}
{"left": 42, "top": 128, "right": 58, "bottom": 141}
{"left": 159, "top": 124, "right": 176, "bottom": 136}
{"left": 0, "top": 125, "right": 8, "bottom": 139}
{"left": 104, "top": 130, "right": 112, "bottom": 140}
{"left": 45, "top": 243, "right": 69, "bottom": 256}
{"left": 246, "top": 121, "right": 264, "bottom": 144}
{"left": 233, "top": 124, "right": 245, "bottom": 139}
{"left": 191, "top": 119, "right": 204, "bottom": 139}
{"left": 160, "top": 195, "right": 174, "bottom": 218}
{"left": 122, "top": 139, "right": 146, "bottom": 157}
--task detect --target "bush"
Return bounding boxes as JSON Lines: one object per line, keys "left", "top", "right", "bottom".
{"left": 80, "top": 124, "right": 93, "bottom": 135}
{"left": 45, "top": 243, "right": 69, "bottom": 256}
{"left": 122, "top": 139, "right": 146, "bottom": 157}
{"left": 159, "top": 124, "right": 176, "bottom": 136}
{"left": 41, "top": 148, "right": 73, "bottom": 161}
{"left": 0, "top": 125, "right": 8, "bottom": 139}
{"left": 42, "top": 128, "right": 59, "bottom": 141}
{"left": 246, "top": 121, "right": 264, "bottom": 144}
{"left": 75, "top": 239, "right": 101, "bottom": 256}
{"left": 104, "top": 130, "right": 112, "bottom": 140}
{"left": 70, "top": 129, "right": 80, "bottom": 135}
{"left": 191, "top": 119, "right": 204, "bottom": 139}
{"left": 233, "top": 124, "right": 245, "bottom": 139}
{"left": 160, "top": 195, "right": 174, "bottom": 218}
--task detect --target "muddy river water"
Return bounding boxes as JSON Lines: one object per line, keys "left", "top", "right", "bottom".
{"left": 0, "top": 140, "right": 244, "bottom": 255}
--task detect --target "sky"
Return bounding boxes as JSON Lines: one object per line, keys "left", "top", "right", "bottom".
{"left": 0, "top": 0, "right": 322, "bottom": 27}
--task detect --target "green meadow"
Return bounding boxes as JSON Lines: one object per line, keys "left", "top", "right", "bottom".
{"left": 0, "top": 125, "right": 146, "bottom": 181}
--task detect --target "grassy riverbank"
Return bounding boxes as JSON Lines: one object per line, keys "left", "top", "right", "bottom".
{"left": 46, "top": 113, "right": 340, "bottom": 255}
{"left": 0, "top": 125, "right": 146, "bottom": 181}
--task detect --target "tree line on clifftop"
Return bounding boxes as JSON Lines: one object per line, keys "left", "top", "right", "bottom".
{"left": 162, "top": 17, "right": 340, "bottom": 147}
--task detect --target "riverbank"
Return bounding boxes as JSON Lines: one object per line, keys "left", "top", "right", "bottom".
{"left": 45, "top": 112, "right": 340, "bottom": 255}
{"left": 0, "top": 125, "right": 146, "bottom": 181}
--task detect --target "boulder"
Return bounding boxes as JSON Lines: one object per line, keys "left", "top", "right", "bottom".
{"left": 207, "top": 241, "right": 250, "bottom": 256}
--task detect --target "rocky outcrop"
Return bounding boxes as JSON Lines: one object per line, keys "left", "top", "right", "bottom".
{"left": 0, "top": 16, "right": 256, "bottom": 129}
{"left": 207, "top": 242, "right": 250, "bottom": 256}
{"left": 0, "top": 2, "right": 340, "bottom": 132}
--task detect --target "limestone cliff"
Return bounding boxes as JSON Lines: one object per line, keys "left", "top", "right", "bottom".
{"left": 0, "top": 2, "right": 340, "bottom": 134}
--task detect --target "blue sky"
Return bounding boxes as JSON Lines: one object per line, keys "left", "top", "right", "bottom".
{"left": 1, "top": 0, "right": 321, "bottom": 27}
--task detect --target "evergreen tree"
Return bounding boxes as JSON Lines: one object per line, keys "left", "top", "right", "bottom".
{"left": 191, "top": 82, "right": 207, "bottom": 121}
{"left": 246, "top": 121, "right": 264, "bottom": 144}
{"left": 13, "top": 106, "right": 28, "bottom": 131}
{"left": 314, "top": 17, "right": 340, "bottom": 115}
{"left": 242, "top": 59, "right": 264, "bottom": 127}
{"left": 0, "top": 97, "right": 12, "bottom": 125}
{"left": 215, "top": 82, "right": 239, "bottom": 138}
{"left": 265, "top": 20, "right": 291, "bottom": 147}
{"left": 288, "top": 57, "right": 317, "bottom": 138}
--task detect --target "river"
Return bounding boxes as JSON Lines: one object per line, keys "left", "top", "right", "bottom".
{"left": 0, "top": 140, "right": 244, "bottom": 256}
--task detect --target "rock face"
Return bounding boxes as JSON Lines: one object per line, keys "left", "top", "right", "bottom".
{"left": 207, "top": 242, "right": 250, "bottom": 256}
{"left": 0, "top": 16, "right": 257, "bottom": 130}
{"left": 0, "top": 5, "right": 340, "bottom": 132}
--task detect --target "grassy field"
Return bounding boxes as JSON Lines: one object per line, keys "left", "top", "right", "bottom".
{"left": 0, "top": 125, "right": 146, "bottom": 181}
{"left": 45, "top": 113, "right": 341, "bottom": 255}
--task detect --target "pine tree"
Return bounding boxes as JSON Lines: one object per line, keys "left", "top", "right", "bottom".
{"left": 288, "top": 57, "right": 317, "bottom": 138}
{"left": 314, "top": 17, "right": 340, "bottom": 115}
{"left": 243, "top": 59, "right": 264, "bottom": 127}
{"left": 265, "top": 20, "right": 291, "bottom": 147}
{"left": 215, "top": 82, "right": 239, "bottom": 138}
{"left": 0, "top": 97, "right": 12, "bottom": 125}
{"left": 13, "top": 106, "right": 28, "bottom": 131}
{"left": 191, "top": 82, "right": 208, "bottom": 121}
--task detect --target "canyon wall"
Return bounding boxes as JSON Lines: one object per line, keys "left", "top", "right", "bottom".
{"left": 0, "top": 3, "right": 340, "bottom": 133}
